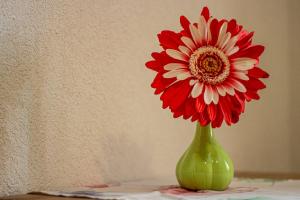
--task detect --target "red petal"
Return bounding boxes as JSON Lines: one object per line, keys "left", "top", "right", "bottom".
{"left": 145, "top": 60, "right": 161, "bottom": 72}
{"left": 171, "top": 81, "right": 192, "bottom": 110}
{"left": 191, "top": 113, "right": 199, "bottom": 122}
{"left": 231, "top": 112, "right": 239, "bottom": 124}
{"left": 226, "top": 95, "right": 241, "bottom": 124}
{"left": 231, "top": 45, "right": 265, "bottom": 59}
{"left": 209, "top": 19, "right": 220, "bottom": 46}
{"left": 201, "top": 7, "right": 210, "bottom": 21}
{"left": 198, "top": 108, "right": 210, "bottom": 126}
{"left": 151, "top": 52, "right": 161, "bottom": 59}
{"left": 170, "top": 97, "right": 187, "bottom": 119}
{"left": 160, "top": 80, "right": 191, "bottom": 110}
{"left": 248, "top": 67, "right": 269, "bottom": 79}
{"left": 227, "top": 19, "right": 239, "bottom": 36}
{"left": 219, "top": 97, "right": 232, "bottom": 125}
{"left": 195, "top": 95, "right": 206, "bottom": 113}
{"left": 157, "top": 30, "right": 183, "bottom": 50}
{"left": 180, "top": 30, "right": 190, "bottom": 37}
{"left": 180, "top": 16, "right": 191, "bottom": 36}
{"left": 228, "top": 95, "right": 243, "bottom": 114}
{"left": 173, "top": 110, "right": 183, "bottom": 118}
{"left": 183, "top": 97, "right": 196, "bottom": 119}
{"left": 151, "top": 73, "right": 176, "bottom": 94}
{"left": 244, "top": 78, "right": 266, "bottom": 91}
{"left": 152, "top": 51, "right": 181, "bottom": 66}
{"left": 236, "top": 31, "right": 254, "bottom": 50}
{"left": 237, "top": 25, "right": 243, "bottom": 34}
{"left": 245, "top": 91, "right": 260, "bottom": 100}
{"left": 235, "top": 92, "right": 246, "bottom": 113}
{"left": 238, "top": 30, "right": 250, "bottom": 39}
{"left": 207, "top": 103, "right": 217, "bottom": 121}
{"left": 211, "top": 105, "right": 223, "bottom": 128}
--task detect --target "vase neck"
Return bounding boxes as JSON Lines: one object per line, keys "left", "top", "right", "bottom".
{"left": 191, "top": 123, "right": 215, "bottom": 152}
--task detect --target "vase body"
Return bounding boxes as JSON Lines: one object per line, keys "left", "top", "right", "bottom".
{"left": 176, "top": 123, "right": 233, "bottom": 191}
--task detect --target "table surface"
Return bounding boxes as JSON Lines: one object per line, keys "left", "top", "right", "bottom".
{"left": 0, "top": 194, "right": 86, "bottom": 200}
{"left": 2, "top": 172, "right": 300, "bottom": 200}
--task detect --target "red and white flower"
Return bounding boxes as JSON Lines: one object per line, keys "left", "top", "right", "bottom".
{"left": 146, "top": 7, "right": 269, "bottom": 128}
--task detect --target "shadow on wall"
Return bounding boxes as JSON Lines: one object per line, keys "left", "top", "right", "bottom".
{"left": 97, "top": 129, "right": 153, "bottom": 183}
{"left": 0, "top": 23, "right": 48, "bottom": 194}
{"left": 0, "top": 3, "right": 154, "bottom": 194}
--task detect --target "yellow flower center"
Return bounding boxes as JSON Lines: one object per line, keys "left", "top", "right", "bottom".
{"left": 189, "top": 46, "right": 230, "bottom": 85}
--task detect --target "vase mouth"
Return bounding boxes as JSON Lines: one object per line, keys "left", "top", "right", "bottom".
{"left": 196, "top": 122, "right": 212, "bottom": 128}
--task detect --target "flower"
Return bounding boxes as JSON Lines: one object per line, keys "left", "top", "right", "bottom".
{"left": 146, "top": 7, "right": 269, "bottom": 128}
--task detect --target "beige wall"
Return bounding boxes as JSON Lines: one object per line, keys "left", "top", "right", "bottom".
{"left": 0, "top": 0, "right": 299, "bottom": 196}
{"left": 289, "top": 0, "right": 300, "bottom": 173}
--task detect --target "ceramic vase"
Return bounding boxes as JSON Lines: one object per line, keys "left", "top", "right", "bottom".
{"left": 176, "top": 123, "right": 234, "bottom": 190}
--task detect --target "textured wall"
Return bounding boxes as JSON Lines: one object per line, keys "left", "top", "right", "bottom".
{"left": 0, "top": 0, "right": 299, "bottom": 196}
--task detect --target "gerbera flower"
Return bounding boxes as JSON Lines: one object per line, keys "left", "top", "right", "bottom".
{"left": 146, "top": 7, "right": 269, "bottom": 128}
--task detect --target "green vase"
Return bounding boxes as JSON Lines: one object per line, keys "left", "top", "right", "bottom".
{"left": 176, "top": 123, "right": 234, "bottom": 191}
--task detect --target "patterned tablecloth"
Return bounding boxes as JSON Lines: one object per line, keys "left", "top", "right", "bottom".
{"left": 36, "top": 177, "right": 300, "bottom": 200}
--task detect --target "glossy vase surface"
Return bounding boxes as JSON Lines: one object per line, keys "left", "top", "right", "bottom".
{"left": 176, "top": 123, "right": 234, "bottom": 191}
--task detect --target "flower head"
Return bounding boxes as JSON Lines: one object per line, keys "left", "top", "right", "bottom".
{"left": 146, "top": 7, "right": 269, "bottom": 128}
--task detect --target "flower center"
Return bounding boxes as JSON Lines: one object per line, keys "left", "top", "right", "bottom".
{"left": 189, "top": 46, "right": 230, "bottom": 85}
